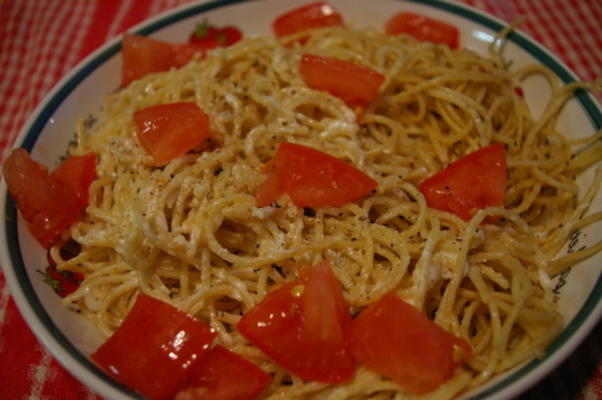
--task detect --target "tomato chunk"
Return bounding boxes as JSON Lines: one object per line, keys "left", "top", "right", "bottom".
{"left": 418, "top": 143, "right": 507, "bottom": 221}
{"left": 300, "top": 54, "right": 385, "bottom": 110}
{"left": 171, "top": 43, "right": 209, "bottom": 68}
{"left": 351, "top": 294, "right": 471, "bottom": 395}
{"left": 51, "top": 153, "right": 96, "bottom": 209}
{"left": 237, "top": 262, "right": 356, "bottom": 383}
{"left": 256, "top": 142, "right": 377, "bottom": 208}
{"left": 122, "top": 26, "right": 243, "bottom": 86}
{"left": 175, "top": 346, "right": 271, "bottom": 400}
{"left": 297, "top": 262, "right": 351, "bottom": 350}
{"left": 273, "top": 2, "right": 343, "bottom": 37}
{"left": 385, "top": 12, "right": 460, "bottom": 49}
{"left": 121, "top": 35, "right": 207, "bottom": 85}
{"left": 133, "top": 102, "right": 211, "bottom": 166}
{"left": 91, "top": 294, "right": 216, "bottom": 400}
{"left": 121, "top": 34, "right": 175, "bottom": 87}
{"left": 3, "top": 149, "right": 95, "bottom": 248}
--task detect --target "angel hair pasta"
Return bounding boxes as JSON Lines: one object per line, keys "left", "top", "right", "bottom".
{"left": 50, "top": 24, "right": 602, "bottom": 399}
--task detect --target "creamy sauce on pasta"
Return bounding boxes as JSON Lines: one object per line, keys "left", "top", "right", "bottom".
{"left": 53, "top": 26, "right": 602, "bottom": 399}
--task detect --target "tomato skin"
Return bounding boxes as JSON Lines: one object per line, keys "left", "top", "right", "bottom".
{"left": 273, "top": 1, "right": 344, "bottom": 37}
{"left": 91, "top": 294, "right": 216, "bottom": 400}
{"left": 51, "top": 153, "right": 96, "bottom": 209}
{"left": 350, "top": 294, "right": 472, "bottom": 395}
{"left": 121, "top": 34, "right": 175, "bottom": 87}
{"left": 418, "top": 143, "right": 507, "bottom": 221}
{"left": 123, "top": 25, "right": 243, "bottom": 86}
{"left": 122, "top": 34, "right": 208, "bottom": 84}
{"left": 385, "top": 12, "right": 459, "bottom": 49}
{"left": 255, "top": 168, "right": 281, "bottom": 208}
{"left": 298, "top": 262, "right": 351, "bottom": 348}
{"left": 171, "top": 43, "right": 208, "bottom": 68}
{"left": 175, "top": 345, "right": 271, "bottom": 400}
{"left": 237, "top": 262, "right": 356, "bottom": 383}
{"left": 133, "top": 102, "right": 211, "bottom": 166}
{"left": 256, "top": 142, "right": 377, "bottom": 208}
{"left": 2, "top": 149, "right": 95, "bottom": 248}
{"left": 300, "top": 54, "right": 385, "bottom": 110}
{"left": 3, "top": 148, "right": 68, "bottom": 225}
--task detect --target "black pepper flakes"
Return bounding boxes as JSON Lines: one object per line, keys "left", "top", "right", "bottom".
{"left": 271, "top": 264, "right": 284, "bottom": 275}
{"left": 303, "top": 207, "right": 316, "bottom": 217}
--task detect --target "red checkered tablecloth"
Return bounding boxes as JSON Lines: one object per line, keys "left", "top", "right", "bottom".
{"left": 0, "top": 0, "right": 600, "bottom": 399}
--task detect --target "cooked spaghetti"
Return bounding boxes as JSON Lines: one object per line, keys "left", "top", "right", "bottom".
{"left": 52, "top": 26, "right": 602, "bottom": 399}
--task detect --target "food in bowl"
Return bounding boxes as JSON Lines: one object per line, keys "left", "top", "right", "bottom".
{"left": 3, "top": 2, "right": 601, "bottom": 399}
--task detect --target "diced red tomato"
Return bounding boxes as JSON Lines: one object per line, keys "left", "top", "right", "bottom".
{"left": 418, "top": 143, "right": 507, "bottom": 221}
{"left": 2, "top": 149, "right": 96, "bottom": 248}
{"left": 3, "top": 149, "right": 72, "bottom": 245}
{"left": 385, "top": 12, "right": 460, "bottom": 49}
{"left": 91, "top": 294, "right": 216, "bottom": 400}
{"left": 189, "top": 21, "right": 242, "bottom": 50}
{"left": 350, "top": 294, "right": 472, "bottom": 395}
{"left": 237, "top": 262, "right": 356, "bottom": 383}
{"left": 273, "top": 1, "right": 344, "bottom": 38}
{"left": 121, "top": 36, "right": 206, "bottom": 86}
{"left": 121, "top": 34, "right": 175, "bottom": 87}
{"left": 133, "top": 102, "right": 211, "bottom": 166}
{"left": 50, "top": 153, "right": 96, "bottom": 209}
{"left": 175, "top": 345, "right": 271, "bottom": 400}
{"left": 171, "top": 43, "right": 209, "bottom": 68}
{"left": 122, "top": 24, "right": 243, "bottom": 86}
{"left": 299, "top": 54, "right": 385, "bottom": 110}
{"left": 297, "top": 262, "right": 351, "bottom": 350}
{"left": 256, "top": 142, "right": 377, "bottom": 208}
{"left": 255, "top": 169, "right": 281, "bottom": 208}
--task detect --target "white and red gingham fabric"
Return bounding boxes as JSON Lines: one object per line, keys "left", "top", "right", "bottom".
{"left": 0, "top": 0, "right": 600, "bottom": 399}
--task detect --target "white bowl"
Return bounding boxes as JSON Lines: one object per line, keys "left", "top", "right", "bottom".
{"left": 1, "top": 1, "right": 600, "bottom": 399}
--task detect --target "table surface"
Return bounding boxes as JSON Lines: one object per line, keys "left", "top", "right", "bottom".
{"left": 0, "top": 0, "right": 601, "bottom": 399}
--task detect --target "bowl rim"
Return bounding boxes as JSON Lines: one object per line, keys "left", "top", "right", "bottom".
{"left": 0, "top": 0, "right": 600, "bottom": 399}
